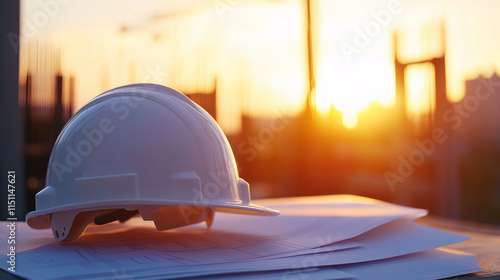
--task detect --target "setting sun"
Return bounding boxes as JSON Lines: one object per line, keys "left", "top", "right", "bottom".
{"left": 315, "top": 54, "right": 394, "bottom": 128}
{"left": 19, "top": 0, "right": 500, "bottom": 133}
{"left": 342, "top": 111, "right": 359, "bottom": 129}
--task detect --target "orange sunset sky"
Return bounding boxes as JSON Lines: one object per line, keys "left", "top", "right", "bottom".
{"left": 20, "top": 0, "right": 500, "bottom": 132}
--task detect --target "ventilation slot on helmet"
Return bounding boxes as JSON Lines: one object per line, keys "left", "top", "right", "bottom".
{"left": 94, "top": 209, "right": 140, "bottom": 225}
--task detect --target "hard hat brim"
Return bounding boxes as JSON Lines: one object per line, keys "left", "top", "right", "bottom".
{"left": 26, "top": 199, "right": 279, "bottom": 229}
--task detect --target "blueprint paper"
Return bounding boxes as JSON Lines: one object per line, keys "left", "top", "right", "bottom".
{"left": 99, "top": 217, "right": 470, "bottom": 279}
{"left": 210, "top": 194, "right": 428, "bottom": 245}
{"left": 260, "top": 216, "right": 469, "bottom": 262}
{"left": 182, "top": 248, "right": 480, "bottom": 280}
{"left": 0, "top": 195, "right": 476, "bottom": 280}
{"left": 338, "top": 248, "right": 481, "bottom": 280}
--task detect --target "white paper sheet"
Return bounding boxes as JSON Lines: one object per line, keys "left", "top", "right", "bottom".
{"left": 183, "top": 249, "right": 480, "bottom": 280}
{"left": 84, "top": 217, "right": 469, "bottom": 279}
{"left": 0, "top": 195, "right": 477, "bottom": 280}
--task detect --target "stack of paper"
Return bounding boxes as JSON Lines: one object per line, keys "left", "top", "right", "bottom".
{"left": 1, "top": 195, "right": 481, "bottom": 279}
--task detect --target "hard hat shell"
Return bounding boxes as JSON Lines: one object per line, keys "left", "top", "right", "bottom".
{"left": 26, "top": 84, "right": 278, "bottom": 241}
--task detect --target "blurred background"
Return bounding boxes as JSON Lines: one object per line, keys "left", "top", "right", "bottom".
{"left": 1, "top": 0, "right": 500, "bottom": 224}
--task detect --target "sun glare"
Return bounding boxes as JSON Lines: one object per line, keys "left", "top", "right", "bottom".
{"left": 405, "top": 63, "right": 435, "bottom": 117}
{"left": 342, "top": 112, "right": 358, "bottom": 129}
{"left": 315, "top": 55, "right": 394, "bottom": 128}
{"left": 26, "top": 0, "right": 496, "bottom": 134}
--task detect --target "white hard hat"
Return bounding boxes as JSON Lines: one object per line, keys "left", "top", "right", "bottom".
{"left": 26, "top": 84, "right": 279, "bottom": 242}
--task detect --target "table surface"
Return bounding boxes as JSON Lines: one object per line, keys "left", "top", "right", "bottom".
{"left": 1, "top": 216, "right": 499, "bottom": 280}
{"left": 417, "top": 216, "right": 500, "bottom": 279}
